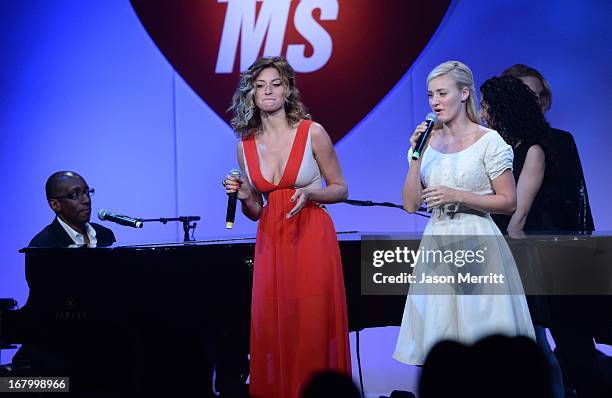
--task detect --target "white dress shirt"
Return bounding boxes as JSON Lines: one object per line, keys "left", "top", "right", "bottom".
{"left": 56, "top": 216, "right": 98, "bottom": 247}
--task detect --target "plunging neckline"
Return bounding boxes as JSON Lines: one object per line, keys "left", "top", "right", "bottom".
{"left": 254, "top": 120, "right": 303, "bottom": 187}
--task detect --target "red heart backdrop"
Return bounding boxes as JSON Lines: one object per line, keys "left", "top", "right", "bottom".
{"left": 130, "top": 0, "right": 450, "bottom": 143}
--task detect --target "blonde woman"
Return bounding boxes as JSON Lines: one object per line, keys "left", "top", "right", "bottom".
{"left": 394, "top": 61, "right": 535, "bottom": 365}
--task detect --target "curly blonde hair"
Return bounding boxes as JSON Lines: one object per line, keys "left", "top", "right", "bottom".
{"left": 229, "top": 56, "right": 310, "bottom": 138}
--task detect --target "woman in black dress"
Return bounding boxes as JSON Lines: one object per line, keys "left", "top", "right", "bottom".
{"left": 480, "top": 75, "right": 554, "bottom": 233}
{"left": 480, "top": 75, "right": 564, "bottom": 398}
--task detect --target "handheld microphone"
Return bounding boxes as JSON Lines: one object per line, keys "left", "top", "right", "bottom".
{"left": 411, "top": 112, "right": 438, "bottom": 161}
{"left": 226, "top": 169, "right": 242, "bottom": 229}
{"left": 98, "top": 209, "right": 143, "bottom": 228}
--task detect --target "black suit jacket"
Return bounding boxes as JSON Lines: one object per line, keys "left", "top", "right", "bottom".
{"left": 29, "top": 218, "right": 116, "bottom": 248}
{"left": 546, "top": 128, "right": 594, "bottom": 232}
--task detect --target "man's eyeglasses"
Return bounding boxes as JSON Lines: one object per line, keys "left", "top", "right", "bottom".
{"left": 53, "top": 188, "right": 95, "bottom": 201}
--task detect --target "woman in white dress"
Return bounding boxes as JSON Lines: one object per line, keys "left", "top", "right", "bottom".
{"left": 394, "top": 61, "right": 535, "bottom": 366}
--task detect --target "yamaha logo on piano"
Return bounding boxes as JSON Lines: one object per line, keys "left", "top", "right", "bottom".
{"left": 55, "top": 296, "right": 87, "bottom": 320}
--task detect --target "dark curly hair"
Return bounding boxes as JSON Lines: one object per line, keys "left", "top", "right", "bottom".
{"left": 480, "top": 75, "right": 550, "bottom": 149}
{"left": 229, "top": 56, "right": 310, "bottom": 138}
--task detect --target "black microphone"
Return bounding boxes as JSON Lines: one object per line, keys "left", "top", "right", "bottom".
{"left": 411, "top": 112, "right": 438, "bottom": 161}
{"left": 226, "top": 169, "right": 242, "bottom": 229}
{"left": 98, "top": 209, "right": 143, "bottom": 228}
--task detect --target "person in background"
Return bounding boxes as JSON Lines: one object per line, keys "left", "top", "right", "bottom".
{"left": 502, "top": 64, "right": 611, "bottom": 398}
{"left": 300, "top": 371, "right": 361, "bottom": 398}
{"left": 501, "top": 64, "right": 593, "bottom": 233}
{"left": 481, "top": 76, "right": 552, "bottom": 233}
{"left": 480, "top": 75, "right": 564, "bottom": 398}
{"left": 420, "top": 336, "right": 555, "bottom": 398}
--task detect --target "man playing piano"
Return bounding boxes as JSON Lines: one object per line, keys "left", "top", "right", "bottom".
{"left": 13, "top": 172, "right": 246, "bottom": 396}
{"left": 11, "top": 171, "right": 115, "bottom": 382}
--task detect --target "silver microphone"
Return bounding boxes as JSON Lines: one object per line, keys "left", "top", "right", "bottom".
{"left": 98, "top": 209, "right": 143, "bottom": 228}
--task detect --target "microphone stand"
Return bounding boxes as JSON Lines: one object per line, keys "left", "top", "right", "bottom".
{"left": 138, "top": 216, "right": 201, "bottom": 242}
{"left": 342, "top": 199, "right": 430, "bottom": 218}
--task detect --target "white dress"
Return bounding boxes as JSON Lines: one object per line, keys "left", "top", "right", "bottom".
{"left": 393, "top": 129, "right": 536, "bottom": 365}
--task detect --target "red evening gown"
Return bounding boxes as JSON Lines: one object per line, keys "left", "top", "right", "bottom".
{"left": 242, "top": 120, "right": 351, "bottom": 398}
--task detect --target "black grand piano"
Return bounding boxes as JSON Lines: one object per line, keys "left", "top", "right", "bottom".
{"left": 0, "top": 234, "right": 406, "bottom": 394}
{"left": 1, "top": 233, "right": 610, "bottom": 394}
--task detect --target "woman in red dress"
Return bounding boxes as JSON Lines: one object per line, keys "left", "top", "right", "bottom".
{"left": 223, "top": 56, "right": 351, "bottom": 398}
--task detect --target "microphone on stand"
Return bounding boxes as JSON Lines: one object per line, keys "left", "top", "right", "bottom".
{"left": 98, "top": 209, "right": 143, "bottom": 228}
{"left": 411, "top": 112, "right": 438, "bottom": 161}
{"left": 226, "top": 169, "right": 242, "bottom": 229}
